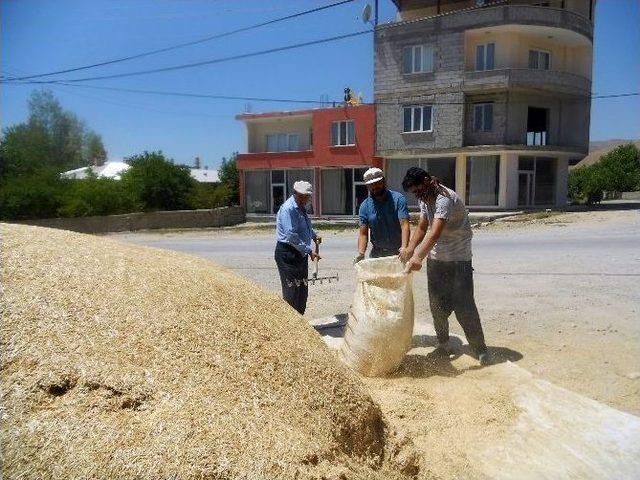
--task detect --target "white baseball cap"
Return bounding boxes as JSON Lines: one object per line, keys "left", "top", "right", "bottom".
{"left": 363, "top": 167, "right": 384, "bottom": 185}
{"left": 293, "top": 180, "right": 313, "bottom": 195}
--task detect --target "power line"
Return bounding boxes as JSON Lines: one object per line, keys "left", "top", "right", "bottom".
{"left": 5, "top": 79, "right": 637, "bottom": 106}
{"left": 2, "top": 29, "right": 373, "bottom": 84}
{"left": 4, "top": 0, "right": 356, "bottom": 82}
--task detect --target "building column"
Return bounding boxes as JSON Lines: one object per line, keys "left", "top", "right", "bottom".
{"left": 239, "top": 170, "right": 246, "bottom": 210}
{"left": 314, "top": 167, "right": 322, "bottom": 216}
{"left": 455, "top": 153, "right": 466, "bottom": 202}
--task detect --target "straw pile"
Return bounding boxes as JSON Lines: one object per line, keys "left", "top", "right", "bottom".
{"left": 1, "top": 224, "right": 414, "bottom": 479}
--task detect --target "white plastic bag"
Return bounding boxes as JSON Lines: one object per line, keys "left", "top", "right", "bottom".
{"left": 339, "top": 256, "right": 414, "bottom": 377}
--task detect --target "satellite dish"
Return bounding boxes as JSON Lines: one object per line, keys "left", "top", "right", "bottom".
{"left": 362, "top": 4, "right": 372, "bottom": 24}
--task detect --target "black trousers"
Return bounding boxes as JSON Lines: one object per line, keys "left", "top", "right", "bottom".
{"left": 274, "top": 242, "right": 309, "bottom": 315}
{"left": 427, "top": 259, "right": 487, "bottom": 355}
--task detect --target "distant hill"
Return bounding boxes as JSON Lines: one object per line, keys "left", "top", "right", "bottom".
{"left": 572, "top": 139, "right": 640, "bottom": 169}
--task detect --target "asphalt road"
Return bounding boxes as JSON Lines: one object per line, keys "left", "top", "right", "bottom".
{"left": 112, "top": 209, "right": 640, "bottom": 414}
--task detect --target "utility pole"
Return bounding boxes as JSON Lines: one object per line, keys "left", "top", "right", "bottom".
{"left": 374, "top": 0, "right": 378, "bottom": 26}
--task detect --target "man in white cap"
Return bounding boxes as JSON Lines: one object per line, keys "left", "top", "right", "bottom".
{"left": 274, "top": 180, "right": 321, "bottom": 314}
{"left": 354, "top": 167, "right": 410, "bottom": 263}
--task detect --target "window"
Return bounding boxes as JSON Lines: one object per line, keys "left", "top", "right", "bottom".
{"left": 529, "top": 49, "right": 551, "bottom": 70}
{"left": 321, "top": 168, "right": 368, "bottom": 215}
{"left": 402, "top": 45, "right": 434, "bottom": 74}
{"left": 475, "top": 43, "right": 495, "bottom": 71}
{"left": 527, "top": 107, "right": 549, "bottom": 145}
{"left": 265, "top": 133, "right": 300, "bottom": 152}
{"left": 403, "top": 105, "right": 433, "bottom": 133}
{"left": 474, "top": 103, "right": 493, "bottom": 132}
{"left": 331, "top": 121, "right": 355, "bottom": 146}
{"left": 466, "top": 155, "right": 500, "bottom": 206}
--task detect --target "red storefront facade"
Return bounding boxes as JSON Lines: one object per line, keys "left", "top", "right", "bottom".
{"left": 236, "top": 104, "right": 381, "bottom": 216}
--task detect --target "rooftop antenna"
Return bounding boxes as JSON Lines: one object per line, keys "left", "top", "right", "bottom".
{"left": 244, "top": 102, "right": 252, "bottom": 113}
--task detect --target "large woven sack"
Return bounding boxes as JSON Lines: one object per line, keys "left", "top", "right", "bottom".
{"left": 340, "top": 256, "right": 414, "bottom": 376}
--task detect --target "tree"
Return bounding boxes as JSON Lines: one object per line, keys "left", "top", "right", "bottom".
{"left": 219, "top": 152, "right": 239, "bottom": 205}
{"left": 0, "top": 89, "right": 107, "bottom": 178}
{"left": 85, "top": 132, "right": 107, "bottom": 166}
{"left": 568, "top": 144, "right": 640, "bottom": 204}
{"left": 121, "top": 151, "right": 195, "bottom": 211}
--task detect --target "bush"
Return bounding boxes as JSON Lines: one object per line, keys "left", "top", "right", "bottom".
{"left": 57, "top": 175, "right": 140, "bottom": 217}
{"left": 0, "top": 169, "right": 66, "bottom": 220}
{"left": 186, "top": 183, "right": 231, "bottom": 210}
{"left": 121, "top": 151, "right": 195, "bottom": 211}
{"left": 569, "top": 144, "right": 640, "bottom": 204}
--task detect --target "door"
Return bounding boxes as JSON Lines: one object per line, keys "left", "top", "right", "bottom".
{"left": 272, "top": 184, "right": 286, "bottom": 213}
{"left": 518, "top": 172, "right": 534, "bottom": 207}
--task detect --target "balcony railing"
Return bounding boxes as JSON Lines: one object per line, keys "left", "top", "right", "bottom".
{"left": 463, "top": 68, "right": 592, "bottom": 96}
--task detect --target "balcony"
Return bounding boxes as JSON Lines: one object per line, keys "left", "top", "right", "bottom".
{"left": 236, "top": 150, "right": 315, "bottom": 170}
{"left": 378, "top": 3, "right": 593, "bottom": 42}
{"left": 463, "top": 68, "right": 591, "bottom": 96}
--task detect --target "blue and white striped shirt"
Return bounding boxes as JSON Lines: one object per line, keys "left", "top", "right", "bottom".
{"left": 276, "top": 196, "right": 316, "bottom": 255}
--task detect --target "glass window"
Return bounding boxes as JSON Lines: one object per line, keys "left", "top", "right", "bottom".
{"left": 331, "top": 121, "right": 355, "bottom": 146}
{"left": 288, "top": 134, "right": 299, "bottom": 151}
{"left": 321, "top": 169, "right": 348, "bottom": 215}
{"left": 423, "top": 157, "right": 456, "bottom": 192}
{"left": 386, "top": 159, "right": 420, "bottom": 206}
{"left": 245, "top": 170, "right": 270, "bottom": 213}
{"left": 466, "top": 155, "right": 499, "bottom": 206}
{"left": 476, "top": 43, "right": 495, "bottom": 71}
{"left": 266, "top": 135, "right": 277, "bottom": 152}
{"left": 403, "top": 106, "right": 433, "bottom": 133}
{"left": 403, "top": 44, "right": 434, "bottom": 74}
{"left": 519, "top": 157, "right": 535, "bottom": 171}
{"left": 529, "top": 49, "right": 551, "bottom": 70}
{"left": 474, "top": 103, "right": 493, "bottom": 132}
{"left": 277, "top": 134, "right": 288, "bottom": 152}
{"left": 534, "top": 157, "right": 556, "bottom": 205}
{"left": 271, "top": 170, "right": 285, "bottom": 183}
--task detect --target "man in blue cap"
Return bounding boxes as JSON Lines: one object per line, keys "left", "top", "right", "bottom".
{"left": 274, "top": 180, "right": 321, "bottom": 315}
{"left": 355, "top": 167, "right": 410, "bottom": 263}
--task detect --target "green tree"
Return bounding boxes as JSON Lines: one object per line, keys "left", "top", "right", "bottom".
{"left": 0, "top": 89, "right": 107, "bottom": 177}
{"left": 218, "top": 152, "right": 239, "bottom": 205}
{"left": 596, "top": 143, "right": 640, "bottom": 193}
{"left": 85, "top": 132, "right": 107, "bottom": 166}
{"left": 121, "top": 151, "right": 195, "bottom": 211}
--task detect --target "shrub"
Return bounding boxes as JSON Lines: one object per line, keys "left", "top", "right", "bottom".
{"left": 0, "top": 169, "right": 66, "bottom": 220}
{"left": 121, "top": 151, "right": 195, "bottom": 211}
{"left": 57, "top": 175, "right": 140, "bottom": 217}
{"left": 186, "top": 183, "right": 231, "bottom": 210}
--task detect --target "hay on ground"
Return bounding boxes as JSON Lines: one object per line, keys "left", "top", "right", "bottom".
{"left": 1, "top": 224, "right": 414, "bottom": 480}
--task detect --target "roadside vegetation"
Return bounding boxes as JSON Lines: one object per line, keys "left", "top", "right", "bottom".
{"left": 568, "top": 143, "right": 640, "bottom": 205}
{"left": 0, "top": 90, "right": 239, "bottom": 220}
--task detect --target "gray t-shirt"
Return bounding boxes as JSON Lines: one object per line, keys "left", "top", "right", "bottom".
{"left": 419, "top": 186, "right": 472, "bottom": 261}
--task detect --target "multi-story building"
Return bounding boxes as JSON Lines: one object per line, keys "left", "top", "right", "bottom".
{"left": 375, "top": 0, "right": 595, "bottom": 209}
{"left": 236, "top": 104, "right": 380, "bottom": 216}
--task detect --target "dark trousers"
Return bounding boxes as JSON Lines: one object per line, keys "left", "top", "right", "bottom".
{"left": 427, "top": 259, "right": 487, "bottom": 355}
{"left": 274, "top": 242, "right": 308, "bottom": 315}
{"left": 370, "top": 246, "right": 399, "bottom": 258}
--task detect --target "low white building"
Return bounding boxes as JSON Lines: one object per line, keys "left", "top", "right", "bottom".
{"left": 189, "top": 168, "right": 220, "bottom": 184}
{"left": 61, "top": 161, "right": 130, "bottom": 180}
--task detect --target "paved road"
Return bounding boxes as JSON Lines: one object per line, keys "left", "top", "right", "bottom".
{"left": 113, "top": 209, "right": 640, "bottom": 414}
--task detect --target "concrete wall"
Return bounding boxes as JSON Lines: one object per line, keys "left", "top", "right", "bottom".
{"left": 246, "top": 117, "right": 312, "bottom": 153}
{"left": 17, "top": 206, "right": 246, "bottom": 234}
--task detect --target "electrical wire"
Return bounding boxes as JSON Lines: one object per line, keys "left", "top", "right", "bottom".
{"left": 4, "top": 0, "right": 356, "bottom": 82}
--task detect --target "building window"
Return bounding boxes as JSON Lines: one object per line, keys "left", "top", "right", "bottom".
{"left": 331, "top": 121, "right": 355, "bottom": 146}
{"left": 386, "top": 158, "right": 456, "bottom": 208}
{"left": 518, "top": 156, "right": 557, "bottom": 207}
{"left": 321, "top": 167, "right": 368, "bottom": 215}
{"left": 403, "top": 105, "right": 433, "bottom": 133}
{"left": 475, "top": 43, "right": 495, "bottom": 71}
{"left": 528, "top": 49, "right": 551, "bottom": 70}
{"left": 474, "top": 103, "right": 493, "bottom": 132}
{"left": 265, "top": 133, "right": 300, "bottom": 152}
{"left": 466, "top": 155, "right": 499, "bottom": 206}
{"left": 402, "top": 45, "right": 434, "bottom": 74}
{"left": 527, "top": 107, "right": 549, "bottom": 145}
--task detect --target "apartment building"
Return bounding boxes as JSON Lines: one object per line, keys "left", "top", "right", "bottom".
{"left": 236, "top": 104, "right": 380, "bottom": 216}
{"left": 375, "top": 0, "right": 595, "bottom": 209}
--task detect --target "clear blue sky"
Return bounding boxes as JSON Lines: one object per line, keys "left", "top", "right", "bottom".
{"left": 2, "top": 0, "right": 639, "bottom": 169}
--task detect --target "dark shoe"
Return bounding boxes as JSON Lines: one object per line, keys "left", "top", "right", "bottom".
{"left": 478, "top": 352, "right": 491, "bottom": 366}
{"left": 434, "top": 342, "right": 454, "bottom": 357}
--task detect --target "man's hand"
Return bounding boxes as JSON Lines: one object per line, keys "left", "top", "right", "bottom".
{"left": 398, "top": 247, "right": 414, "bottom": 263}
{"left": 310, "top": 251, "right": 322, "bottom": 262}
{"left": 404, "top": 255, "right": 423, "bottom": 274}
{"left": 314, "top": 235, "right": 322, "bottom": 245}
{"left": 353, "top": 253, "right": 365, "bottom": 265}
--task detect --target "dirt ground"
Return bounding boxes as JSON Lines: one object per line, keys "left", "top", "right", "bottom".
{"left": 114, "top": 208, "right": 640, "bottom": 478}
